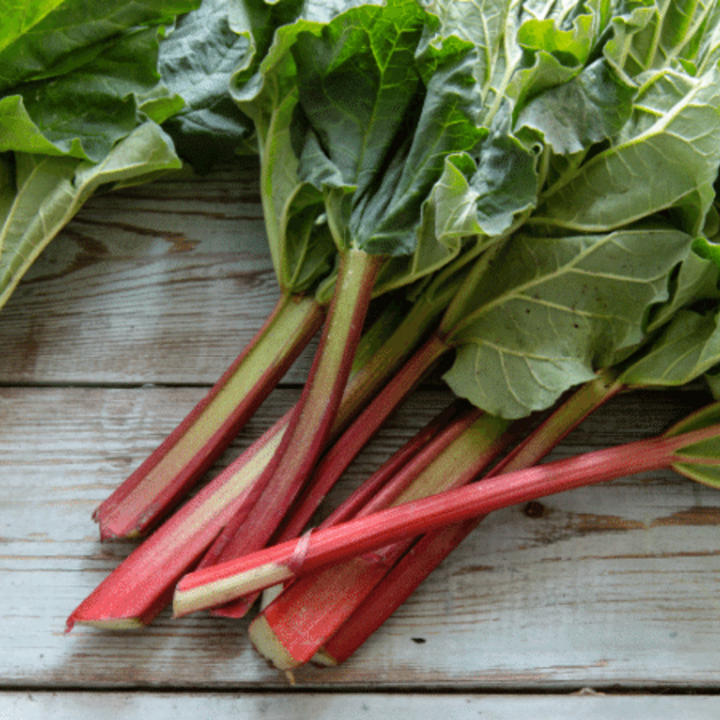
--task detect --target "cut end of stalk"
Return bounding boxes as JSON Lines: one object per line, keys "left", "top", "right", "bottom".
{"left": 67, "top": 617, "right": 147, "bottom": 632}
{"left": 249, "top": 614, "right": 303, "bottom": 670}
{"left": 312, "top": 649, "right": 338, "bottom": 667}
{"left": 98, "top": 524, "right": 142, "bottom": 542}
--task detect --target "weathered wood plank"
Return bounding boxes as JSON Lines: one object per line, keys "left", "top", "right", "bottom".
{"left": 2, "top": 692, "right": 719, "bottom": 719}
{"left": 0, "top": 163, "right": 318, "bottom": 385}
{"left": 2, "top": 384, "right": 720, "bottom": 689}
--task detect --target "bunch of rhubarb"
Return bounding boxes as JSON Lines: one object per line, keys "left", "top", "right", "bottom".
{"left": 64, "top": 0, "right": 720, "bottom": 672}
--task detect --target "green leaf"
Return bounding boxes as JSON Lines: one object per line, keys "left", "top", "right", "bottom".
{"left": 646, "top": 238, "right": 720, "bottom": 332}
{"left": 158, "top": 0, "right": 255, "bottom": 171}
{"left": 289, "top": 0, "right": 485, "bottom": 287}
{"left": 0, "top": 122, "right": 182, "bottom": 311}
{"left": 515, "top": 59, "right": 635, "bottom": 154}
{"left": 620, "top": 309, "right": 720, "bottom": 387}
{"left": 441, "top": 226, "right": 692, "bottom": 418}
{"left": 434, "top": 118, "right": 538, "bottom": 240}
{"left": 291, "top": 0, "right": 427, "bottom": 247}
{"left": 0, "top": 0, "right": 200, "bottom": 92}
{"left": 0, "top": 26, "right": 178, "bottom": 162}
{"left": 609, "top": 0, "right": 719, "bottom": 75}
{"left": 534, "top": 64, "right": 720, "bottom": 235}
{"left": 228, "top": 0, "right": 375, "bottom": 295}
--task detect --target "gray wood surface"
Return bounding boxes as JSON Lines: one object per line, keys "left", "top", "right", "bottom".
{"left": 1, "top": 692, "right": 719, "bottom": 719}
{"left": 1, "top": 163, "right": 719, "bottom": 707}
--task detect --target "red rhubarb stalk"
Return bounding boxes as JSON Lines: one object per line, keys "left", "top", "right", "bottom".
{"left": 95, "top": 293, "right": 324, "bottom": 540}
{"left": 247, "top": 409, "right": 514, "bottom": 668}
{"left": 211, "top": 401, "right": 470, "bottom": 618}
{"left": 318, "top": 370, "right": 625, "bottom": 664}
{"left": 201, "top": 328, "right": 451, "bottom": 618}
{"left": 193, "top": 250, "right": 384, "bottom": 573}
{"left": 173, "top": 402, "right": 720, "bottom": 617}
{"left": 69, "top": 255, "right": 443, "bottom": 631}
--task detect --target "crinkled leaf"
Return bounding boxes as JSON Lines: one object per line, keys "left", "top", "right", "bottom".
{"left": 0, "top": 0, "right": 200, "bottom": 92}
{"left": 158, "top": 0, "right": 255, "bottom": 171}
{"left": 620, "top": 309, "right": 720, "bottom": 387}
{"left": 442, "top": 226, "right": 692, "bottom": 418}
{"left": 534, "top": 65, "right": 720, "bottom": 235}
{"left": 228, "top": 0, "right": 372, "bottom": 295}
{"left": 0, "top": 122, "right": 181, "bottom": 311}
{"left": 0, "top": 26, "right": 177, "bottom": 162}
{"left": 646, "top": 237, "right": 720, "bottom": 332}
{"left": 609, "top": 0, "right": 719, "bottom": 75}
{"left": 515, "top": 59, "right": 635, "bottom": 154}
{"left": 425, "top": 0, "right": 621, "bottom": 242}
{"left": 434, "top": 116, "right": 538, "bottom": 240}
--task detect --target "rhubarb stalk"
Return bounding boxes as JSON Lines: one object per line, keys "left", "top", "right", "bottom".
{"left": 200, "top": 328, "right": 451, "bottom": 619}
{"left": 247, "top": 408, "right": 514, "bottom": 668}
{"left": 173, "top": 401, "right": 720, "bottom": 617}
{"left": 95, "top": 293, "right": 325, "bottom": 540}
{"left": 317, "top": 370, "right": 625, "bottom": 665}
{"left": 67, "top": 265, "right": 440, "bottom": 631}
{"left": 194, "top": 250, "right": 384, "bottom": 571}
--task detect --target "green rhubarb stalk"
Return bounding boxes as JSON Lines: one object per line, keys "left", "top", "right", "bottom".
{"left": 95, "top": 292, "right": 325, "bottom": 540}
{"left": 172, "top": 401, "right": 720, "bottom": 618}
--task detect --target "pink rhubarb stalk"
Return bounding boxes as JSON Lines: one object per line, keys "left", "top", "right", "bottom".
{"left": 69, "top": 253, "right": 444, "bottom": 631}
{"left": 208, "top": 401, "right": 469, "bottom": 619}
{"left": 318, "top": 370, "right": 625, "bottom": 664}
{"left": 173, "top": 402, "right": 720, "bottom": 618}
{"left": 246, "top": 408, "right": 514, "bottom": 668}
{"left": 95, "top": 293, "right": 324, "bottom": 540}
{"left": 192, "top": 250, "right": 384, "bottom": 577}
{"left": 202, "top": 329, "right": 450, "bottom": 617}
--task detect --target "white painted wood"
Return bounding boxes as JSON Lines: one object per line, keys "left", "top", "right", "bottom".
{"left": 1, "top": 692, "right": 719, "bottom": 720}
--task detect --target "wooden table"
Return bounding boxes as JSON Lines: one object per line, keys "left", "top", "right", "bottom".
{"left": 2, "top": 161, "right": 719, "bottom": 717}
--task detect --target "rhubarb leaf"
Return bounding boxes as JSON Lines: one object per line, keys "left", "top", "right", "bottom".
{"left": 0, "top": 0, "right": 200, "bottom": 92}
{"left": 0, "top": 123, "right": 182, "bottom": 310}
{"left": 289, "top": 0, "right": 485, "bottom": 301}
{"left": 0, "top": 1, "right": 212, "bottom": 312}
{"left": 429, "top": 0, "right": 626, "bottom": 242}
{"left": 0, "top": 25, "right": 175, "bottom": 162}
{"left": 442, "top": 226, "right": 693, "bottom": 418}
{"left": 228, "top": 0, "right": 371, "bottom": 296}
{"left": 619, "top": 309, "right": 720, "bottom": 388}
{"left": 232, "top": 0, "right": 483, "bottom": 298}
{"left": 533, "top": 5, "right": 720, "bottom": 238}
{"left": 158, "top": 0, "right": 255, "bottom": 171}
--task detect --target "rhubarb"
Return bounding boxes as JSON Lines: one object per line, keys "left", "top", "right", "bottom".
{"left": 66, "top": 279, "right": 445, "bottom": 630}
{"left": 247, "top": 408, "right": 514, "bottom": 669}
{"left": 95, "top": 293, "right": 324, "bottom": 539}
{"left": 173, "top": 401, "right": 720, "bottom": 617}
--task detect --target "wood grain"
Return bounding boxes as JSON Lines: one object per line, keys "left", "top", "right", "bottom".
{"left": 1, "top": 165, "right": 720, "bottom": 697}
{"left": 2, "top": 692, "right": 720, "bottom": 719}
